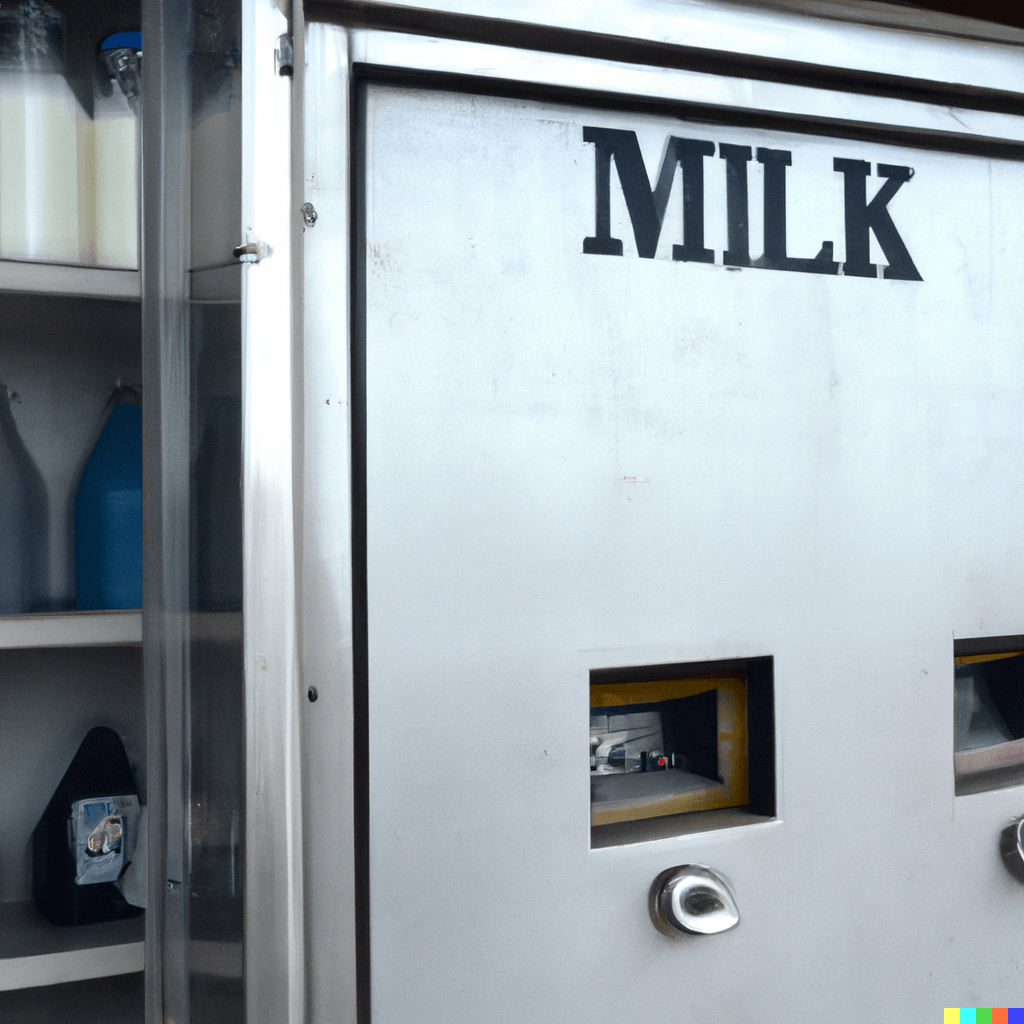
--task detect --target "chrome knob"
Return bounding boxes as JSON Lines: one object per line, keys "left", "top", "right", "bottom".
{"left": 1000, "top": 817, "right": 1024, "bottom": 884}
{"left": 649, "top": 864, "right": 740, "bottom": 937}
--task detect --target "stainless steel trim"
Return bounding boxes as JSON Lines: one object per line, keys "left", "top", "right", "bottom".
{"left": 141, "top": 0, "right": 193, "bottom": 1018}
{"left": 243, "top": 0, "right": 305, "bottom": 1021}
{"left": 347, "top": 29, "right": 1024, "bottom": 152}
{"left": 309, "top": 0, "right": 1024, "bottom": 99}
{"left": 300, "top": 21, "right": 359, "bottom": 1024}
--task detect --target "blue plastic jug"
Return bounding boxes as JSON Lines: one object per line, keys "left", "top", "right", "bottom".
{"left": 74, "top": 400, "right": 142, "bottom": 610}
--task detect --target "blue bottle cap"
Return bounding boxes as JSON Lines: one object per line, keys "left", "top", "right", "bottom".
{"left": 100, "top": 31, "right": 141, "bottom": 52}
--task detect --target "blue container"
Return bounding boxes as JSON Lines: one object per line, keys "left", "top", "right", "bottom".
{"left": 74, "top": 402, "right": 142, "bottom": 610}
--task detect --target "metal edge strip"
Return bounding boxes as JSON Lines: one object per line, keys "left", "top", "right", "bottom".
{"left": 305, "top": 0, "right": 1024, "bottom": 114}
{"left": 349, "top": 68, "right": 371, "bottom": 1024}
{"left": 299, "top": 18, "right": 361, "bottom": 1024}
{"left": 345, "top": 29, "right": 1024, "bottom": 157}
{"left": 242, "top": 0, "right": 306, "bottom": 1021}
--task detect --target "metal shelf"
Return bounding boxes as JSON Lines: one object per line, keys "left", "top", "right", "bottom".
{"left": 0, "top": 260, "right": 139, "bottom": 302}
{"left": 0, "top": 611, "right": 142, "bottom": 650}
{"left": 0, "top": 902, "right": 143, "bottom": 991}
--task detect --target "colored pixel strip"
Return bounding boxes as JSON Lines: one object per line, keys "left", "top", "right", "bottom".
{"left": 945, "top": 1011, "right": 1024, "bottom": 1023}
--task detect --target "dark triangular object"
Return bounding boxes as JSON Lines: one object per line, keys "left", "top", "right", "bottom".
{"left": 32, "top": 726, "right": 142, "bottom": 926}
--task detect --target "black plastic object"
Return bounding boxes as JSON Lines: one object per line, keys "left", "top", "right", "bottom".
{"left": 32, "top": 727, "right": 142, "bottom": 926}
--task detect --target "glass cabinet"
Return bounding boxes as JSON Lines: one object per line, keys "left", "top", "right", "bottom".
{"left": 0, "top": 2, "right": 146, "bottom": 1013}
{"left": 0, "top": 0, "right": 264, "bottom": 1018}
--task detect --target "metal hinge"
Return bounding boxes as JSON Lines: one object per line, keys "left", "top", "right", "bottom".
{"left": 275, "top": 34, "right": 293, "bottom": 76}
{"left": 233, "top": 239, "right": 272, "bottom": 264}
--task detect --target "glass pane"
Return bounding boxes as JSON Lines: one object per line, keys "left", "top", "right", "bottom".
{"left": 187, "top": 0, "right": 243, "bottom": 1017}
{"left": 142, "top": 0, "right": 242, "bottom": 1016}
{"left": 188, "top": 302, "right": 243, "bottom": 1022}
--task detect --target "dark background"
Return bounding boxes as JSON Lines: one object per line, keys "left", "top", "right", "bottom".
{"left": 893, "top": 0, "right": 1024, "bottom": 28}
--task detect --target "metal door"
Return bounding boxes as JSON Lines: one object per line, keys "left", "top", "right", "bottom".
{"left": 335, "top": 52, "right": 1024, "bottom": 1023}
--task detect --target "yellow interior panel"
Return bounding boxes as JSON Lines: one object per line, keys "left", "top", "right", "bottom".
{"left": 590, "top": 673, "right": 748, "bottom": 827}
{"left": 954, "top": 650, "right": 1024, "bottom": 666}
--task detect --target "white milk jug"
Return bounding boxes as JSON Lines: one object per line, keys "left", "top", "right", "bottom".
{"left": 0, "top": 2, "right": 80, "bottom": 264}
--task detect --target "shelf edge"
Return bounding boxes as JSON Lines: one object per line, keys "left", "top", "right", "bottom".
{"left": 0, "top": 612, "right": 143, "bottom": 650}
{"left": 0, "top": 941, "right": 144, "bottom": 991}
{"left": 0, "top": 262, "right": 140, "bottom": 302}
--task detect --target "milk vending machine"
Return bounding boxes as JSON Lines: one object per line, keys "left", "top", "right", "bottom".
{"left": 3, "top": 0, "right": 1024, "bottom": 1022}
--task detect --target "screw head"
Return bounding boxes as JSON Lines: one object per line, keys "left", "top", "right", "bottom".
{"left": 301, "top": 202, "right": 318, "bottom": 228}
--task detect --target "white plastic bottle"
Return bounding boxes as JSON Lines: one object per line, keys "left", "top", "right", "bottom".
{"left": 90, "top": 32, "right": 139, "bottom": 269}
{"left": 0, "top": 1, "right": 80, "bottom": 263}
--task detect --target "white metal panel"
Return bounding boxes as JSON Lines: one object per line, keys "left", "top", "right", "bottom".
{"left": 360, "top": 84, "right": 1024, "bottom": 1021}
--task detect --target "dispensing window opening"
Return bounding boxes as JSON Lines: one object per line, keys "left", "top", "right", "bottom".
{"left": 954, "top": 637, "right": 1024, "bottom": 796}
{"left": 590, "top": 657, "right": 775, "bottom": 847}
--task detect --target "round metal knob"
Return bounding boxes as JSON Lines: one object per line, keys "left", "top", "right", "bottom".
{"left": 649, "top": 864, "right": 740, "bottom": 937}
{"left": 1000, "top": 817, "right": 1024, "bottom": 884}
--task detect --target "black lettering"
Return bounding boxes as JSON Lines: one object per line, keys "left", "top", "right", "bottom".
{"left": 583, "top": 127, "right": 674, "bottom": 258}
{"left": 672, "top": 138, "right": 715, "bottom": 264}
{"left": 582, "top": 128, "right": 714, "bottom": 261}
{"left": 583, "top": 129, "right": 919, "bottom": 283}
{"left": 756, "top": 148, "right": 837, "bottom": 276}
{"left": 583, "top": 132, "right": 621, "bottom": 256}
{"left": 833, "top": 159, "right": 921, "bottom": 281}
{"left": 758, "top": 148, "right": 790, "bottom": 263}
{"left": 719, "top": 143, "right": 751, "bottom": 267}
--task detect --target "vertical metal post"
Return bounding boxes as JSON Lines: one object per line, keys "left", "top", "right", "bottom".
{"left": 300, "top": 21, "right": 359, "bottom": 1024}
{"left": 242, "top": 0, "right": 305, "bottom": 1021}
{"left": 141, "top": 0, "right": 192, "bottom": 1020}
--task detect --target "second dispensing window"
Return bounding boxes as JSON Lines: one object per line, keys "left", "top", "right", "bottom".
{"left": 954, "top": 645, "right": 1024, "bottom": 795}
{"left": 590, "top": 658, "right": 774, "bottom": 841}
